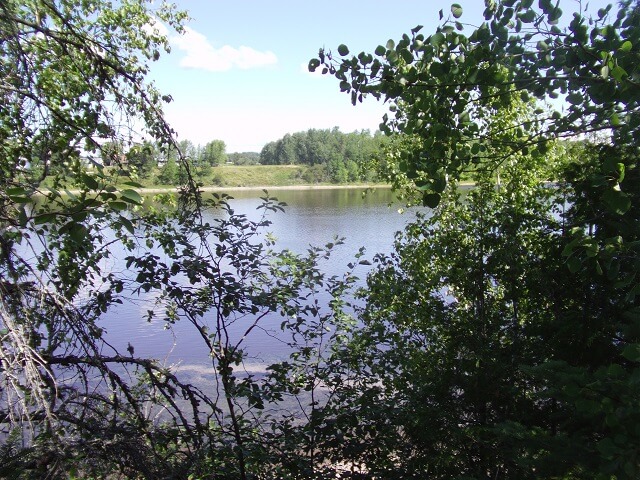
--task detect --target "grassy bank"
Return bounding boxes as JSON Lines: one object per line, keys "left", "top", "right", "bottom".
{"left": 207, "top": 165, "right": 307, "bottom": 188}
{"left": 37, "top": 164, "right": 390, "bottom": 195}
{"left": 146, "top": 164, "right": 384, "bottom": 189}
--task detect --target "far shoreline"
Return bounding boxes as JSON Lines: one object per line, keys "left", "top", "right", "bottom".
{"left": 138, "top": 183, "right": 394, "bottom": 194}
{"left": 41, "top": 182, "right": 477, "bottom": 197}
{"left": 136, "top": 182, "right": 476, "bottom": 194}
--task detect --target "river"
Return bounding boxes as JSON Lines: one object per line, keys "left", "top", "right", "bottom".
{"left": 102, "top": 187, "right": 417, "bottom": 375}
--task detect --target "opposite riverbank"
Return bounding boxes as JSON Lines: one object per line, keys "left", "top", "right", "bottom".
{"left": 137, "top": 183, "right": 392, "bottom": 194}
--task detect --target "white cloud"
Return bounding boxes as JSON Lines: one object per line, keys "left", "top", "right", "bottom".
{"left": 171, "top": 27, "right": 277, "bottom": 72}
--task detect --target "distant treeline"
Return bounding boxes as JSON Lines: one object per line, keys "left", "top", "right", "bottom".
{"left": 94, "top": 129, "right": 388, "bottom": 186}
{"left": 260, "top": 128, "right": 388, "bottom": 183}
{"left": 96, "top": 139, "right": 262, "bottom": 185}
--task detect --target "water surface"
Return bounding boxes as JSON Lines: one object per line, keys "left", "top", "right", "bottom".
{"left": 104, "top": 187, "right": 417, "bottom": 370}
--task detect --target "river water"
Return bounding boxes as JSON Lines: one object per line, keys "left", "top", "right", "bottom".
{"left": 102, "top": 187, "right": 417, "bottom": 373}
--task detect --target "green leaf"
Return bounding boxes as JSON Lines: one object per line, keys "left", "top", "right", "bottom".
{"left": 401, "top": 49, "right": 413, "bottom": 64}
{"left": 451, "top": 4, "right": 463, "bottom": 19}
{"left": 602, "top": 188, "right": 631, "bottom": 215}
{"left": 8, "top": 194, "right": 30, "bottom": 204}
{"left": 443, "top": 24, "right": 456, "bottom": 35}
{"left": 432, "top": 175, "right": 447, "bottom": 193}
{"left": 120, "top": 188, "right": 143, "bottom": 205}
{"left": 619, "top": 40, "right": 633, "bottom": 52}
{"left": 61, "top": 223, "right": 87, "bottom": 243}
{"left": 610, "top": 113, "right": 621, "bottom": 126}
{"left": 119, "top": 215, "right": 135, "bottom": 235}
{"left": 7, "top": 186, "right": 30, "bottom": 204}
{"left": 622, "top": 344, "right": 640, "bottom": 362}
{"left": 108, "top": 201, "right": 129, "bottom": 211}
{"left": 17, "top": 207, "right": 28, "bottom": 227}
{"left": 537, "top": 40, "right": 549, "bottom": 51}
{"left": 83, "top": 175, "right": 99, "bottom": 190}
{"left": 337, "top": 44, "right": 350, "bottom": 56}
{"left": 459, "top": 111, "right": 471, "bottom": 124}
{"left": 548, "top": 7, "right": 562, "bottom": 24}
{"left": 567, "top": 256, "right": 582, "bottom": 273}
{"left": 308, "top": 58, "right": 320, "bottom": 71}
{"left": 430, "top": 32, "right": 446, "bottom": 47}
{"left": 422, "top": 192, "right": 441, "bottom": 208}
{"left": 430, "top": 62, "right": 445, "bottom": 76}
{"left": 6, "top": 187, "right": 27, "bottom": 196}
{"left": 518, "top": 9, "right": 536, "bottom": 23}
{"left": 601, "top": 159, "right": 626, "bottom": 182}
{"left": 567, "top": 92, "right": 583, "bottom": 105}
{"left": 34, "top": 213, "right": 57, "bottom": 225}
{"left": 611, "top": 65, "right": 628, "bottom": 81}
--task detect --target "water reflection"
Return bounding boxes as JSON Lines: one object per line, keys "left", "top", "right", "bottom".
{"left": 104, "top": 187, "right": 417, "bottom": 368}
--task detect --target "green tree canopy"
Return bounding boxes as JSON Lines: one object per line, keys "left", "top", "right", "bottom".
{"left": 0, "top": 1, "right": 203, "bottom": 475}
{"left": 259, "top": 128, "right": 387, "bottom": 183}
{"left": 312, "top": 0, "right": 639, "bottom": 206}
{"left": 126, "top": 140, "right": 158, "bottom": 177}
{"left": 227, "top": 151, "right": 260, "bottom": 165}
{"left": 0, "top": 2, "right": 370, "bottom": 477}
{"left": 200, "top": 138, "right": 227, "bottom": 165}
{"left": 306, "top": 1, "right": 640, "bottom": 478}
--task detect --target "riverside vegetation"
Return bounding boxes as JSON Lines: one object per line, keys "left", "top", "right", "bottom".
{"left": 1, "top": 1, "right": 639, "bottom": 479}
{"left": 93, "top": 128, "right": 388, "bottom": 189}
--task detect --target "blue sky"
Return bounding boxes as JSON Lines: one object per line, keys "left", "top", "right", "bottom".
{"left": 149, "top": 0, "right": 614, "bottom": 153}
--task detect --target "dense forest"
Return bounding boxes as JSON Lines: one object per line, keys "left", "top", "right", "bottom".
{"left": 1, "top": 0, "right": 639, "bottom": 479}
{"left": 260, "top": 128, "right": 387, "bottom": 183}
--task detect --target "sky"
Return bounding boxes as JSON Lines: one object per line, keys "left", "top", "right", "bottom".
{"left": 148, "top": 0, "right": 615, "bottom": 153}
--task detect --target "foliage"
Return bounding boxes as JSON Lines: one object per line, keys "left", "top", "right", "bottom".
{"left": 311, "top": 146, "right": 637, "bottom": 477}
{"left": 312, "top": 0, "right": 639, "bottom": 205}
{"left": 156, "top": 155, "right": 180, "bottom": 185}
{"left": 0, "top": 0, "right": 188, "bottom": 473}
{"left": 126, "top": 141, "right": 159, "bottom": 178}
{"left": 0, "top": 1, "right": 368, "bottom": 478}
{"left": 201, "top": 139, "right": 227, "bottom": 166}
{"left": 315, "top": 158, "right": 555, "bottom": 477}
{"left": 0, "top": 3, "right": 375, "bottom": 478}
{"left": 5, "top": 0, "right": 639, "bottom": 477}
{"left": 120, "top": 193, "right": 364, "bottom": 479}
{"left": 308, "top": 0, "right": 640, "bottom": 477}
{"left": 260, "top": 127, "right": 387, "bottom": 183}
{"left": 228, "top": 151, "right": 261, "bottom": 165}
